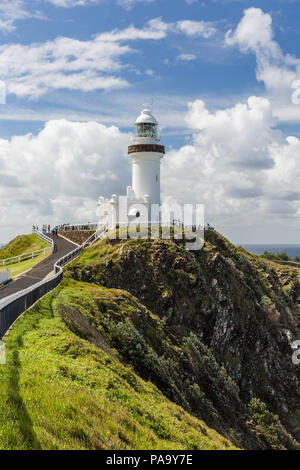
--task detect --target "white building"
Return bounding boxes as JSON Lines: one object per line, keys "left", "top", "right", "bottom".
{"left": 98, "top": 108, "right": 165, "bottom": 228}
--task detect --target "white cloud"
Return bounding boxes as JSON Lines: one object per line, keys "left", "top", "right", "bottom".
{"left": 177, "top": 53, "right": 196, "bottom": 61}
{"left": 176, "top": 20, "right": 217, "bottom": 39}
{"left": 225, "top": 8, "right": 300, "bottom": 122}
{"left": 98, "top": 18, "right": 217, "bottom": 42}
{"left": 225, "top": 7, "right": 280, "bottom": 57}
{"left": 0, "top": 18, "right": 168, "bottom": 97}
{"left": 0, "top": 0, "right": 33, "bottom": 33}
{"left": 46, "top": 0, "right": 155, "bottom": 8}
{"left": 0, "top": 119, "right": 131, "bottom": 242}
{"left": 0, "top": 36, "right": 132, "bottom": 98}
{"left": 47, "top": 0, "right": 98, "bottom": 6}
{"left": 98, "top": 18, "right": 170, "bottom": 42}
{"left": 0, "top": 17, "right": 217, "bottom": 98}
{"left": 161, "top": 95, "right": 300, "bottom": 236}
{"left": 116, "top": 0, "right": 155, "bottom": 9}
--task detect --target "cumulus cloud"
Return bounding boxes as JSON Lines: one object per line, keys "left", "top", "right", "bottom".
{"left": 161, "top": 95, "right": 300, "bottom": 233}
{"left": 225, "top": 7, "right": 300, "bottom": 122}
{"left": 176, "top": 20, "right": 216, "bottom": 39}
{"left": 0, "top": 36, "right": 131, "bottom": 98}
{"left": 185, "top": 96, "right": 277, "bottom": 169}
{"left": 0, "top": 17, "right": 217, "bottom": 98}
{"left": 0, "top": 120, "right": 131, "bottom": 242}
{"left": 0, "top": 0, "right": 35, "bottom": 33}
{"left": 225, "top": 7, "right": 280, "bottom": 57}
{"left": 98, "top": 18, "right": 170, "bottom": 42}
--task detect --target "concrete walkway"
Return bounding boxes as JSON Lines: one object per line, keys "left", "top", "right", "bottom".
{"left": 0, "top": 234, "right": 76, "bottom": 300}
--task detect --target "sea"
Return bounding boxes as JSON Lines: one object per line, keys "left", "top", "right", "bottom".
{"left": 241, "top": 244, "right": 300, "bottom": 259}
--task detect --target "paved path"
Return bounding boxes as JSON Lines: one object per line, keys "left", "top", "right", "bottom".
{"left": 0, "top": 234, "right": 76, "bottom": 300}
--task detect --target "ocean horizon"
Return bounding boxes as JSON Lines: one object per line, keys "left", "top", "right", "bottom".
{"left": 241, "top": 244, "right": 300, "bottom": 259}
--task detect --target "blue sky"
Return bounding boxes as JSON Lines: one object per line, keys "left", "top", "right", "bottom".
{"left": 0, "top": 0, "right": 288, "bottom": 142}
{"left": 1, "top": 0, "right": 300, "bottom": 244}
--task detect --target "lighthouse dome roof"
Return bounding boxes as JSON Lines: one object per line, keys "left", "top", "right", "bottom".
{"left": 135, "top": 108, "right": 158, "bottom": 125}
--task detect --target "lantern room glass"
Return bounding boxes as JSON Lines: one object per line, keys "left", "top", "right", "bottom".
{"left": 136, "top": 123, "right": 158, "bottom": 139}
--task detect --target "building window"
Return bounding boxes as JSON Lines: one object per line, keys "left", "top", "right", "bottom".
{"left": 156, "top": 175, "right": 158, "bottom": 182}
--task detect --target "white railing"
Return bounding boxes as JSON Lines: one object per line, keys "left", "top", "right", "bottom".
{"left": 0, "top": 224, "right": 109, "bottom": 334}
{"left": 0, "top": 266, "right": 61, "bottom": 310}
{"left": 82, "top": 223, "right": 109, "bottom": 247}
{"left": 0, "top": 247, "right": 52, "bottom": 267}
{"left": 33, "top": 230, "right": 54, "bottom": 250}
{"left": 0, "top": 230, "right": 53, "bottom": 267}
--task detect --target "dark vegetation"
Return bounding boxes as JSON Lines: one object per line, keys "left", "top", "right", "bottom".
{"left": 259, "top": 251, "right": 300, "bottom": 263}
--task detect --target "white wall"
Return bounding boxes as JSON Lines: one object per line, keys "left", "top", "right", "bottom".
{"left": 131, "top": 152, "right": 162, "bottom": 205}
{"left": 0, "top": 270, "right": 10, "bottom": 284}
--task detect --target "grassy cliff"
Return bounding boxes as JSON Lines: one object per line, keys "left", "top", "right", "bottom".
{"left": 0, "top": 234, "right": 49, "bottom": 260}
{"left": 1, "top": 230, "right": 300, "bottom": 450}
{"left": 0, "top": 288, "right": 236, "bottom": 450}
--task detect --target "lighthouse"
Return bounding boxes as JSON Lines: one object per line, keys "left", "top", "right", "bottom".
{"left": 98, "top": 107, "right": 165, "bottom": 228}
{"left": 128, "top": 108, "right": 165, "bottom": 205}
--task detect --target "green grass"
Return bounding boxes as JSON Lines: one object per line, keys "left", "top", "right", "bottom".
{"left": 0, "top": 234, "right": 50, "bottom": 261}
{"left": 7, "top": 252, "right": 51, "bottom": 278}
{"left": 0, "top": 286, "right": 237, "bottom": 450}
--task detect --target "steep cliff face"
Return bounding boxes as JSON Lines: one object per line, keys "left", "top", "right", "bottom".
{"left": 66, "top": 230, "right": 300, "bottom": 449}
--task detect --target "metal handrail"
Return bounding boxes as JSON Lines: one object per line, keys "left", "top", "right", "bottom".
{"left": 53, "top": 223, "right": 109, "bottom": 273}
{"left": 0, "top": 224, "right": 108, "bottom": 327}
{"left": 0, "top": 231, "right": 53, "bottom": 267}
{"left": 0, "top": 247, "right": 52, "bottom": 267}
{"left": 33, "top": 230, "right": 54, "bottom": 250}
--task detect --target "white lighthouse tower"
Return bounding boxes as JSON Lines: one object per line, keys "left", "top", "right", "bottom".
{"left": 129, "top": 107, "right": 165, "bottom": 206}
{"left": 98, "top": 107, "right": 165, "bottom": 228}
